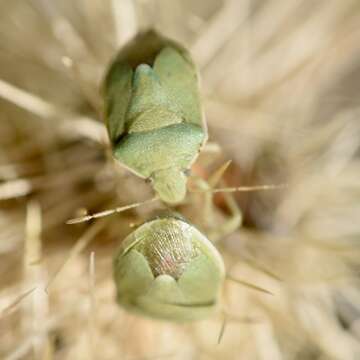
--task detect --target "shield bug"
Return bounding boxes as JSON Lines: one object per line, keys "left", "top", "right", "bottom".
{"left": 103, "top": 30, "right": 207, "bottom": 204}
{"left": 113, "top": 212, "right": 224, "bottom": 321}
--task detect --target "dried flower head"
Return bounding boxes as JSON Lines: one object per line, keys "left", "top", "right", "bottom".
{"left": 0, "top": 1, "right": 360, "bottom": 359}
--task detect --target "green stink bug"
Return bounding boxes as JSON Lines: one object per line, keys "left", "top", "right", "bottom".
{"left": 113, "top": 213, "right": 224, "bottom": 321}
{"left": 103, "top": 30, "right": 207, "bottom": 204}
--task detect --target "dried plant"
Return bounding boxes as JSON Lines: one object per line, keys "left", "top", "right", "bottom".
{"left": 1, "top": 1, "right": 360, "bottom": 359}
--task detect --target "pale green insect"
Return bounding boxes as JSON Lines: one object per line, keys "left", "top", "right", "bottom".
{"left": 113, "top": 213, "right": 224, "bottom": 321}
{"left": 103, "top": 30, "right": 207, "bottom": 204}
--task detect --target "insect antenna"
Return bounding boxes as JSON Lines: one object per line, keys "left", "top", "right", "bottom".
{"left": 209, "top": 183, "right": 288, "bottom": 194}
{"left": 191, "top": 183, "right": 287, "bottom": 194}
{"left": 189, "top": 160, "right": 287, "bottom": 195}
{"left": 66, "top": 197, "right": 159, "bottom": 224}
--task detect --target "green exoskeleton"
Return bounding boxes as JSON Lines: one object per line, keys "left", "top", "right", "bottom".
{"left": 103, "top": 30, "right": 206, "bottom": 204}
{"left": 113, "top": 213, "right": 224, "bottom": 321}
{"left": 65, "top": 31, "right": 278, "bottom": 323}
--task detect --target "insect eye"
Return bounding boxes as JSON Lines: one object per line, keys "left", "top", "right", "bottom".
{"left": 145, "top": 177, "right": 152, "bottom": 184}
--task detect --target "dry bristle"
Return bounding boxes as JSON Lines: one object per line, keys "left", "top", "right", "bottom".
{"left": 1, "top": 1, "right": 360, "bottom": 359}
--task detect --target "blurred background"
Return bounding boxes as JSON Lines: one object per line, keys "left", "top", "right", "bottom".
{"left": 1, "top": 0, "right": 360, "bottom": 359}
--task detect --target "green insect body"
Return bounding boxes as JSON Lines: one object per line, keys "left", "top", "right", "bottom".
{"left": 113, "top": 213, "right": 225, "bottom": 321}
{"left": 104, "top": 31, "right": 207, "bottom": 204}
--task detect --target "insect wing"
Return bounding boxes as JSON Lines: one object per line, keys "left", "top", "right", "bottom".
{"left": 153, "top": 46, "right": 207, "bottom": 135}
{"left": 103, "top": 63, "right": 133, "bottom": 144}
